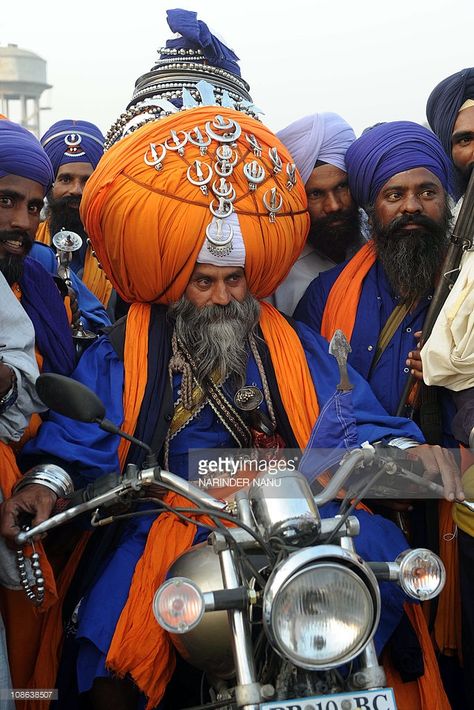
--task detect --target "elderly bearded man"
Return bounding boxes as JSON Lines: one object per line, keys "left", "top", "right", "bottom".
{"left": 268, "top": 112, "right": 365, "bottom": 315}
{"left": 0, "top": 11, "right": 458, "bottom": 710}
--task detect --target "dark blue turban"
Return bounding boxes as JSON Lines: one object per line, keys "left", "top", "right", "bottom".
{"left": 165, "top": 8, "right": 241, "bottom": 76}
{"left": 0, "top": 119, "right": 54, "bottom": 191}
{"left": 40, "top": 119, "right": 104, "bottom": 176}
{"left": 427, "top": 68, "right": 474, "bottom": 157}
{"left": 345, "top": 121, "right": 453, "bottom": 208}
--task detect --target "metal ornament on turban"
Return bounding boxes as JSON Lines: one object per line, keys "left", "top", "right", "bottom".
{"left": 40, "top": 119, "right": 105, "bottom": 175}
{"left": 344, "top": 120, "right": 453, "bottom": 208}
{"left": 0, "top": 119, "right": 54, "bottom": 190}
{"left": 81, "top": 106, "right": 309, "bottom": 304}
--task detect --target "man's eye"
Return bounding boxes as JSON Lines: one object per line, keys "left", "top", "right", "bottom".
{"left": 386, "top": 192, "right": 401, "bottom": 201}
{"left": 421, "top": 190, "right": 435, "bottom": 198}
{"left": 307, "top": 191, "right": 322, "bottom": 200}
{"left": 336, "top": 183, "right": 349, "bottom": 191}
{"left": 57, "top": 176, "right": 71, "bottom": 183}
{"left": 28, "top": 205, "right": 41, "bottom": 214}
{"left": 0, "top": 196, "right": 13, "bottom": 207}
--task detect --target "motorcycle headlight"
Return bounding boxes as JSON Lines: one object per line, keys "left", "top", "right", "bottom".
{"left": 397, "top": 548, "right": 446, "bottom": 601}
{"left": 263, "top": 546, "right": 380, "bottom": 670}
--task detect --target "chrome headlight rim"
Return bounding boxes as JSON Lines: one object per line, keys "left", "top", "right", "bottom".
{"left": 263, "top": 545, "right": 381, "bottom": 670}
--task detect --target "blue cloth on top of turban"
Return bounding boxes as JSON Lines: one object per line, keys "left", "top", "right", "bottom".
{"left": 40, "top": 120, "right": 104, "bottom": 176}
{"left": 165, "top": 9, "right": 241, "bottom": 76}
{"left": 427, "top": 68, "right": 474, "bottom": 157}
{"left": 345, "top": 120, "right": 453, "bottom": 208}
{"left": 277, "top": 112, "right": 356, "bottom": 184}
{"left": 0, "top": 119, "right": 54, "bottom": 190}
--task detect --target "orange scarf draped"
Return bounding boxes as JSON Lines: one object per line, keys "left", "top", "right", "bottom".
{"left": 35, "top": 220, "right": 113, "bottom": 307}
{"left": 320, "top": 241, "right": 376, "bottom": 342}
{"left": 106, "top": 301, "right": 319, "bottom": 708}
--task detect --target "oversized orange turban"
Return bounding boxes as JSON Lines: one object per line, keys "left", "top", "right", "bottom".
{"left": 81, "top": 106, "right": 309, "bottom": 303}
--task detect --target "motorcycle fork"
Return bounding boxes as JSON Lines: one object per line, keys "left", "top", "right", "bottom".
{"left": 340, "top": 534, "right": 387, "bottom": 691}
{"left": 215, "top": 534, "right": 261, "bottom": 709}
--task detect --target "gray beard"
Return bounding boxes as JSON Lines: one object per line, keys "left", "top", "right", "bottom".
{"left": 168, "top": 294, "right": 261, "bottom": 389}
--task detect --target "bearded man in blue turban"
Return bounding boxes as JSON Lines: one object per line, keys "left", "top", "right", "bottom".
{"left": 36, "top": 119, "right": 113, "bottom": 309}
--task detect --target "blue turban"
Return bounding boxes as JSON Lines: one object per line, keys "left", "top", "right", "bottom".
{"left": 165, "top": 9, "right": 241, "bottom": 76}
{"left": 427, "top": 68, "right": 474, "bottom": 157}
{"left": 345, "top": 121, "right": 453, "bottom": 208}
{"left": 0, "top": 119, "right": 54, "bottom": 191}
{"left": 40, "top": 119, "right": 104, "bottom": 176}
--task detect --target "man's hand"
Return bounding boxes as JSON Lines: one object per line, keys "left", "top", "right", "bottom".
{"left": 0, "top": 484, "right": 57, "bottom": 543}
{"left": 406, "top": 330, "right": 423, "bottom": 381}
{"left": 407, "top": 444, "right": 465, "bottom": 502}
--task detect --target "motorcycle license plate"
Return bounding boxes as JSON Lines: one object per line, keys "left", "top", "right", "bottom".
{"left": 261, "top": 687, "right": 397, "bottom": 710}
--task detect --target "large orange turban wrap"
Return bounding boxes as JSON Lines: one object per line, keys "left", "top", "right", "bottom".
{"left": 81, "top": 106, "right": 309, "bottom": 303}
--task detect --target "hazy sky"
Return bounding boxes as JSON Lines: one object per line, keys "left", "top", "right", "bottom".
{"left": 2, "top": 0, "right": 473, "bottom": 138}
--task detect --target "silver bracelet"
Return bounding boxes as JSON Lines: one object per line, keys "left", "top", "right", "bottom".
{"left": 12, "top": 464, "right": 74, "bottom": 498}
{"left": 387, "top": 437, "right": 420, "bottom": 450}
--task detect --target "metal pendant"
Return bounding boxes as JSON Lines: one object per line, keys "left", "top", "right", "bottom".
{"left": 164, "top": 129, "right": 188, "bottom": 156}
{"left": 243, "top": 160, "right": 265, "bottom": 191}
{"left": 286, "top": 162, "right": 297, "bottom": 190}
{"left": 187, "top": 160, "right": 213, "bottom": 195}
{"left": 144, "top": 143, "right": 167, "bottom": 170}
{"left": 269, "top": 147, "right": 282, "bottom": 174}
{"left": 205, "top": 219, "right": 234, "bottom": 257}
{"left": 263, "top": 187, "right": 283, "bottom": 223}
{"left": 212, "top": 178, "right": 236, "bottom": 201}
{"left": 188, "top": 126, "right": 211, "bottom": 155}
{"left": 245, "top": 133, "right": 262, "bottom": 157}
{"left": 205, "top": 115, "right": 242, "bottom": 144}
{"left": 209, "top": 197, "right": 234, "bottom": 219}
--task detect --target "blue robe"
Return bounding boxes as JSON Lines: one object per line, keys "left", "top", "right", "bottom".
{"left": 24, "top": 322, "right": 423, "bottom": 696}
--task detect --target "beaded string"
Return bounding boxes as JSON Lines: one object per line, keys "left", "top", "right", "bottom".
{"left": 16, "top": 529, "right": 45, "bottom": 607}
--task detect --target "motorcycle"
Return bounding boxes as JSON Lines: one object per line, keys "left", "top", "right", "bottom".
{"left": 16, "top": 373, "right": 451, "bottom": 710}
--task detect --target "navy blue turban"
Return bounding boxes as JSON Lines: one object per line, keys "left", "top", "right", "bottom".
{"left": 165, "top": 8, "right": 241, "bottom": 76}
{"left": 427, "top": 68, "right": 474, "bottom": 157}
{"left": 0, "top": 119, "right": 54, "bottom": 191}
{"left": 345, "top": 121, "right": 453, "bottom": 208}
{"left": 40, "top": 119, "right": 104, "bottom": 176}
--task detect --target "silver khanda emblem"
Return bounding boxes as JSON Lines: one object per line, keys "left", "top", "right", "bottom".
{"left": 188, "top": 126, "right": 211, "bottom": 155}
{"left": 212, "top": 177, "right": 236, "bottom": 201}
{"left": 215, "top": 144, "right": 238, "bottom": 177}
{"left": 64, "top": 132, "right": 85, "bottom": 157}
{"left": 205, "top": 114, "right": 242, "bottom": 144}
{"left": 286, "top": 163, "right": 297, "bottom": 190}
{"left": 269, "top": 147, "right": 283, "bottom": 174}
{"left": 245, "top": 133, "right": 263, "bottom": 157}
{"left": 144, "top": 143, "right": 167, "bottom": 170}
{"left": 243, "top": 160, "right": 265, "bottom": 191}
{"left": 187, "top": 160, "right": 213, "bottom": 195}
{"left": 263, "top": 187, "right": 283, "bottom": 223}
{"left": 205, "top": 218, "right": 234, "bottom": 258}
{"left": 164, "top": 129, "right": 188, "bottom": 156}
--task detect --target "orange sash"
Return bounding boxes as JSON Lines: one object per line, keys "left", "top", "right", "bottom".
{"left": 106, "top": 301, "right": 320, "bottom": 708}
{"left": 320, "top": 241, "right": 376, "bottom": 342}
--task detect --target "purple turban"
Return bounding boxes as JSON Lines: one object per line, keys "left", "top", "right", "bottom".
{"left": 277, "top": 112, "right": 356, "bottom": 185}
{"left": 0, "top": 119, "right": 54, "bottom": 191}
{"left": 345, "top": 121, "right": 453, "bottom": 208}
{"left": 40, "top": 119, "right": 104, "bottom": 176}
{"left": 427, "top": 68, "right": 474, "bottom": 157}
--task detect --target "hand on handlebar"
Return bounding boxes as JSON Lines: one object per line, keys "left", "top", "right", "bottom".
{"left": 406, "top": 444, "right": 465, "bottom": 502}
{"left": 0, "top": 484, "right": 57, "bottom": 544}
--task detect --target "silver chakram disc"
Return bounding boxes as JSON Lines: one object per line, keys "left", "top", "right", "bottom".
{"left": 52, "top": 230, "right": 83, "bottom": 252}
